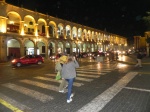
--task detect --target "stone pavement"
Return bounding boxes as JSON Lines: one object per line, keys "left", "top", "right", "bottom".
{"left": 33, "top": 55, "right": 150, "bottom": 112}
{"left": 0, "top": 55, "right": 150, "bottom": 112}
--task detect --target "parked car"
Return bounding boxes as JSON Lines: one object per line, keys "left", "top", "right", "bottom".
{"left": 11, "top": 55, "right": 44, "bottom": 67}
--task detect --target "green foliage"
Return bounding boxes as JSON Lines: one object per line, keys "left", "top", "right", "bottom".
{"left": 146, "top": 38, "right": 150, "bottom": 43}
{"left": 142, "top": 12, "right": 150, "bottom": 30}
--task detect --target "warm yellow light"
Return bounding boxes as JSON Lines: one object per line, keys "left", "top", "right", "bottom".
{"left": 0, "top": 19, "right": 6, "bottom": 33}
{"left": 9, "top": 21, "right": 14, "bottom": 24}
{"left": 24, "top": 24, "right": 27, "bottom": 27}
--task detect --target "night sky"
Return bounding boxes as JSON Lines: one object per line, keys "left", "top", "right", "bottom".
{"left": 5, "top": 0, "right": 150, "bottom": 42}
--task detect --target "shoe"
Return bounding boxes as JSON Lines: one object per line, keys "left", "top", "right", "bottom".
{"left": 67, "top": 98, "right": 72, "bottom": 103}
{"left": 59, "top": 90, "right": 64, "bottom": 93}
{"left": 64, "top": 85, "right": 68, "bottom": 89}
{"left": 70, "top": 93, "right": 74, "bottom": 98}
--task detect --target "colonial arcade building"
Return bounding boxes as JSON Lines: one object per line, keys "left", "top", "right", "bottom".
{"left": 0, "top": 0, "right": 127, "bottom": 62}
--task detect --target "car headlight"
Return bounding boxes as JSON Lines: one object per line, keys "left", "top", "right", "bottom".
{"left": 11, "top": 59, "right": 16, "bottom": 63}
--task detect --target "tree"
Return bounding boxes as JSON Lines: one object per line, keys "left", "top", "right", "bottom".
{"left": 142, "top": 12, "right": 150, "bottom": 31}
{"left": 146, "top": 37, "right": 150, "bottom": 43}
{"left": 143, "top": 12, "right": 150, "bottom": 56}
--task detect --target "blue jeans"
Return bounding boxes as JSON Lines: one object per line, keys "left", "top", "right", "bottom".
{"left": 66, "top": 78, "right": 74, "bottom": 100}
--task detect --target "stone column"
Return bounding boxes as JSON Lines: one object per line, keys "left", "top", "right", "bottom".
{"left": 64, "top": 29, "right": 66, "bottom": 39}
{"left": 45, "top": 25, "right": 49, "bottom": 37}
{"left": 0, "top": 17, "right": 7, "bottom": 33}
{"left": 54, "top": 27, "right": 58, "bottom": 38}
{"left": 20, "top": 44, "right": 25, "bottom": 57}
{"left": 34, "top": 23, "right": 38, "bottom": 36}
{"left": 45, "top": 45, "right": 48, "bottom": 59}
{"left": 70, "top": 30, "right": 72, "bottom": 40}
{"left": 0, "top": 36, "right": 7, "bottom": 62}
{"left": 34, "top": 42, "right": 37, "bottom": 55}
{"left": 55, "top": 43, "right": 58, "bottom": 54}
{"left": 20, "top": 21, "right": 24, "bottom": 35}
{"left": 70, "top": 44, "right": 72, "bottom": 54}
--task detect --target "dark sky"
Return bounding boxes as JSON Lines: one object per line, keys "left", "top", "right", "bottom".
{"left": 6, "top": 0, "right": 150, "bottom": 41}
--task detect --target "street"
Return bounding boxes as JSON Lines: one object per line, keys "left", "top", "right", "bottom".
{"left": 0, "top": 55, "right": 150, "bottom": 112}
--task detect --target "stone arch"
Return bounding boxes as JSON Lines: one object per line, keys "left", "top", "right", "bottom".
{"left": 24, "top": 39, "right": 34, "bottom": 55}
{"left": 58, "top": 23, "right": 64, "bottom": 39}
{"left": 7, "top": 39, "right": 21, "bottom": 59}
{"left": 57, "top": 41, "right": 64, "bottom": 53}
{"left": 78, "top": 28, "right": 82, "bottom": 39}
{"left": 37, "top": 18, "right": 47, "bottom": 36}
{"left": 87, "top": 30, "right": 91, "bottom": 40}
{"left": 24, "top": 15, "right": 36, "bottom": 35}
{"left": 49, "top": 21, "right": 57, "bottom": 37}
{"left": 48, "top": 41, "right": 55, "bottom": 56}
{"left": 72, "top": 26, "right": 77, "bottom": 39}
{"left": 83, "top": 29, "right": 87, "bottom": 40}
{"left": 65, "top": 42, "right": 71, "bottom": 54}
{"left": 65, "top": 25, "right": 71, "bottom": 38}
{"left": 72, "top": 42, "right": 77, "bottom": 53}
{"left": 7, "top": 11, "right": 21, "bottom": 33}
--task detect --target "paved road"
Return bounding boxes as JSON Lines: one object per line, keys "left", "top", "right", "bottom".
{"left": 0, "top": 55, "right": 150, "bottom": 112}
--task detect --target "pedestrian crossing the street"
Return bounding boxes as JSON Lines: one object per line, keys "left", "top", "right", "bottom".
{"left": 0, "top": 65, "right": 114, "bottom": 112}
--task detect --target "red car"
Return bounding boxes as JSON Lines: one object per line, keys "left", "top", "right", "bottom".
{"left": 11, "top": 55, "right": 44, "bottom": 67}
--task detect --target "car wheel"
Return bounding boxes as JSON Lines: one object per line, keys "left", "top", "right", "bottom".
{"left": 37, "top": 61, "right": 42, "bottom": 65}
{"left": 16, "top": 62, "right": 22, "bottom": 67}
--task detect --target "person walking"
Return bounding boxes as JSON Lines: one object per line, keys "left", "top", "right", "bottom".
{"left": 61, "top": 55, "right": 79, "bottom": 103}
{"left": 135, "top": 52, "right": 143, "bottom": 68}
{"left": 55, "top": 55, "right": 68, "bottom": 93}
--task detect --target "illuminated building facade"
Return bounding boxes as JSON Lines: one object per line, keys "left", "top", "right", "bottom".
{"left": 0, "top": 0, "right": 127, "bottom": 62}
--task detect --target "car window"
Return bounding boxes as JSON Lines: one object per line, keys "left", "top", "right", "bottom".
{"left": 28, "top": 55, "right": 33, "bottom": 58}
{"left": 35, "top": 55, "right": 38, "bottom": 58}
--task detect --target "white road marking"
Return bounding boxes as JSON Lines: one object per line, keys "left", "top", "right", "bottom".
{"left": 20, "top": 79, "right": 58, "bottom": 92}
{"left": 76, "top": 77, "right": 93, "bottom": 82}
{"left": 34, "top": 76, "right": 83, "bottom": 87}
{"left": 0, "top": 93, "right": 31, "bottom": 111}
{"left": 77, "top": 72, "right": 138, "bottom": 112}
{"left": 2, "top": 83, "right": 53, "bottom": 103}
{"left": 77, "top": 74, "right": 100, "bottom": 78}
{"left": 124, "top": 87, "right": 150, "bottom": 92}
{"left": 76, "top": 69, "right": 101, "bottom": 72}
{"left": 77, "top": 71, "right": 109, "bottom": 74}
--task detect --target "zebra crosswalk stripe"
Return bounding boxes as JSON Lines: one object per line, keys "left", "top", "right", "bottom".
{"left": 34, "top": 76, "right": 83, "bottom": 87}
{"left": 77, "top": 71, "right": 104, "bottom": 74}
{"left": 20, "top": 79, "right": 58, "bottom": 92}
{"left": 0, "top": 93, "right": 31, "bottom": 111}
{"left": 77, "top": 74, "right": 100, "bottom": 78}
{"left": 0, "top": 64, "right": 114, "bottom": 111}
{"left": 2, "top": 83, "right": 53, "bottom": 103}
{"left": 77, "top": 72, "right": 138, "bottom": 112}
{"left": 76, "top": 77, "right": 93, "bottom": 82}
